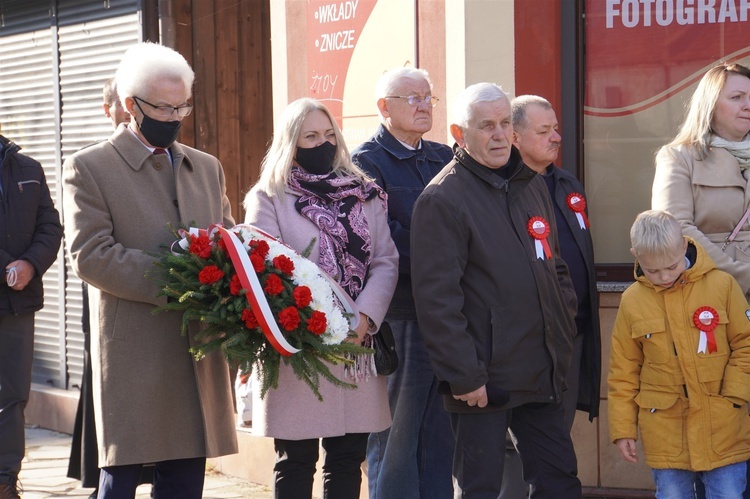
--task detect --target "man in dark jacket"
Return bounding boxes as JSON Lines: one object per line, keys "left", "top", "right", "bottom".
{"left": 0, "top": 132, "right": 63, "bottom": 499}
{"left": 351, "top": 67, "right": 454, "bottom": 499}
{"left": 497, "top": 94, "right": 602, "bottom": 498}
{"left": 411, "top": 83, "right": 581, "bottom": 498}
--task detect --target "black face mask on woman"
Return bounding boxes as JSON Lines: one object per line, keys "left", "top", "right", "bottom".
{"left": 295, "top": 140, "right": 337, "bottom": 175}
{"left": 138, "top": 112, "right": 182, "bottom": 149}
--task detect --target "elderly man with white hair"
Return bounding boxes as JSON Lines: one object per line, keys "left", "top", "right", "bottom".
{"left": 351, "top": 67, "right": 454, "bottom": 499}
{"left": 411, "top": 82, "right": 582, "bottom": 497}
{"left": 62, "top": 42, "right": 237, "bottom": 499}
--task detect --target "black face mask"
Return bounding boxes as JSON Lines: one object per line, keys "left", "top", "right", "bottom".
{"left": 132, "top": 98, "right": 183, "bottom": 149}
{"left": 295, "top": 140, "right": 337, "bottom": 175}
{"left": 138, "top": 112, "right": 182, "bottom": 149}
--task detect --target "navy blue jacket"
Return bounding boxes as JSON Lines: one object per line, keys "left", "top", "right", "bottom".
{"left": 542, "top": 164, "right": 601, "bottom": 420}
{"left": 351, "top": 125, "right": 453, "bottom": 320}
{"left": 0, "top": 135, "right": 63, "bottom": 315}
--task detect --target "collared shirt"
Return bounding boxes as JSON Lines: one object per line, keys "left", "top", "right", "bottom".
{"left": 126, "top": 125, "right": 173, "bottom": 165}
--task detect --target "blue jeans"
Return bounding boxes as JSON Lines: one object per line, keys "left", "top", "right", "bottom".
{"left": 366, "top": 319, "right": 453, "bottom": 499}
{"left": 652, "top": 462, "right": 746, "bottom": 498}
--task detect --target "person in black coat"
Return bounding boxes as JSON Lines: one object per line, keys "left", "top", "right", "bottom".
{"left": 0, "top": 131, "right": 63, "bottom": 499}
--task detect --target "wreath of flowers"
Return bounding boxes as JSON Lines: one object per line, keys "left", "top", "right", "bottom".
{"left": 151, "top": 223, "right": 369, "bottom": 400}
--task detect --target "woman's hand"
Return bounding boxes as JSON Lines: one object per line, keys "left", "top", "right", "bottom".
{"left": 346, "top": 312, "right": 372, "bottom": 344}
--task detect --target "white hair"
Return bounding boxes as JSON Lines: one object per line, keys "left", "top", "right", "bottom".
{"left": 374, "top": 67, "right": 432, "bottom": 100}
{"left": 115, "top": 42, "right": 194, "bottom": 105}
{"left": 452, "top": 82, "right": 508, "bottom": 128}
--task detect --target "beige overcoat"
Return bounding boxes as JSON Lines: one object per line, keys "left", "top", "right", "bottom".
{"left": 244, "top": 184, "right": 398, "bottom": 440}
{"left": 653, "top": 144, "right": 750, "bottom": 300}
{"left": 62, "top": 125, "right": 238, "bottom": 466}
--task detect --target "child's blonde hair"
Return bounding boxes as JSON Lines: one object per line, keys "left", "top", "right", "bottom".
{"left": 630, "top": 210, "right": 684, "bottom": 259}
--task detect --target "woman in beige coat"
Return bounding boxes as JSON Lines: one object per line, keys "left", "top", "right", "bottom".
{"left": 653, "top": 63, "right": 750, "bottom": 298}
{"left": 651, "top": 61, "right": 750, "bottom": 497}
{"left": 243, "top": 98, "right": 398, "bottom": 499}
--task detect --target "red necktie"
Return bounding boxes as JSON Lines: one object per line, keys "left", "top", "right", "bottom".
{"left": 153, "top": 148, "right": 167, "bottom": 156}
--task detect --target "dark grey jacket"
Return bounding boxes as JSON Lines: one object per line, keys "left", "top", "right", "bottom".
{"left": 411, "top": 145, "right": 576, "bottom": 412}
{"left": 0, "top": 135, "right": 62, "bottom": 315}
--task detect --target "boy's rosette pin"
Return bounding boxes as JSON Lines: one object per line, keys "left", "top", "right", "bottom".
{"left": 693, "top": 306, "right": 719, "bottom": 354}
{"left": 151, "top": 223, "right": 370, "bottom": 401}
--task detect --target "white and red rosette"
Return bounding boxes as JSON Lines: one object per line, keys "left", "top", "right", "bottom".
{"left": 566, "top": 192, "right": 589, "bottom": 230}
{"left": 693, "top": 306, "right": 719, "bottom": 354}
{"left": 527, "top": 216, "right": 552, "bottom": 260}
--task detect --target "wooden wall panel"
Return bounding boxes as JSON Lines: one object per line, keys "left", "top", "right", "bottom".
{"left": 169, "top": 0, "right": 273, "bottom": 221}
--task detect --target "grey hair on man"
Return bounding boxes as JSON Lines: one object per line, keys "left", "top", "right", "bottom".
{"left": 452, "top": 82, "right": 508, "bottom": 128}
{"left": 375, "top": 67, "right": 432, "bottom": 100}
{"left": 511, "top": 95, "right": 553, "bottom": 132}
{"left": 115, "top": 42, "right": 195, "bottom": 106}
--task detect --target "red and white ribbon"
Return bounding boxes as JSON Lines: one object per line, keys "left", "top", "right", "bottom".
{"left": 238, "top": 225, "right": 360, "bottom": 330}
{"left": 693, "top": 306, "right": 719, "bottom": 354}
{"left": 219, "top": 227, "right": 301, "bottom": 356}
{"left": 566, "top": 192, "right": 589, "bottom": 230}
{"left": 172, "top": 224, "right": 223, "bottom": 255}
{"left": 527, "top": 216, "right": 552, "bottom": 260}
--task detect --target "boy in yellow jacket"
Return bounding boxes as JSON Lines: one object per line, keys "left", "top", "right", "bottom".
{"left": 608, "top": 210, "right": 750, "bottom": 496}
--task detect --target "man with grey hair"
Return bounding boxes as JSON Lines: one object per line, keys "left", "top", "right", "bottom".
{"left": 511, "top": 95, "right": 600, "bottom": 431}
{"left": 351, "top": 67, "right": 453, "bottom": 499}
{"left": 500, "top": 95, "right": 601, "bottom": 497}
{"left": 411, "top": 82, "right": 581, "bottom": 497}
{"left": 62, "top": 42, "right": 237, "bottom": 499}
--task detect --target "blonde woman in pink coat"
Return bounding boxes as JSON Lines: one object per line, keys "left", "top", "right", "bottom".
{"left": 243, "top": 98, "right": 398, "bottom": 499}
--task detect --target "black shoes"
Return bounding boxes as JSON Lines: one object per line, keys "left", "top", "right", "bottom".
{"left": 0, "top": 481, "right": 21, "bottom": 499}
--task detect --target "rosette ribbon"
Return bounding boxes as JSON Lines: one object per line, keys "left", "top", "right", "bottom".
{"left": 527, "top": 216, "right": 552, "bottom": 260}
{"left": 566, "top": 192, "right": 589, "bottom": 230}
{"left": 693, "top": 306, "right": 719, "bottom": 354}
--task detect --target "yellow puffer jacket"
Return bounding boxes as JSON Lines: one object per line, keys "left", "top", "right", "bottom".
{"left": 608, "top": 239, "right": 750, "bottom": 471}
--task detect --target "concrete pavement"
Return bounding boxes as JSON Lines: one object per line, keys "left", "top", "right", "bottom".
{"left": 18, "top": 426, "right": 273, "bottom": 499}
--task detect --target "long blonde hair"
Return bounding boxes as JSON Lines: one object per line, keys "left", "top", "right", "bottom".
{"left": 250, "top": 98, "right": 370, "bottom": 199}
{"left": 669, "top": 63, "right": 750, "bottom": 158}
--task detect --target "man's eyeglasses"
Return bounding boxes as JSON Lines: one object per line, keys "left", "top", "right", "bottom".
{"left": 385, "top": 95, "right": 439, "bottom": 107}
{"left": 133, "top": 96, "right": 193, "bottom": 118}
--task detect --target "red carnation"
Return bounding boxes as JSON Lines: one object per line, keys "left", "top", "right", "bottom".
{"left": 293, "top": 286, "right": 312, "bottom": 308}
{"left": 217, "top": 236, "right": 228, "bottom": 253}
{"left": 273, "top": 254, "right": 295, "bottom": 275}
{"left": 189, "top": 234, "right": 212, "bottom": 259}
{"left": 306, "top": 311, "right": 327, "bottom": 335}
{"left": 278, "top": 307, "right": 300, "bottom": 331}
{"left": 250, "top": 239, "right": 270, "bottom": 259}
{"left": 264, "top": 274, "right": 284, "bottom": 295}
{"left": 229, "top": 274, "right": 243, "bottom": 295}
{"left": 250, "top": 253, "right": 265, "bottom": 273}
{"left": 242, "top": 308, "right": 259, "bottom": 329}
{"left": 198, "top": 265, "right": 224, "bottom": 285}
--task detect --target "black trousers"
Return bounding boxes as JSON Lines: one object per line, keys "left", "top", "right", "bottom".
{"left": 451, "top": 401, "right": 581, "bottom": 498}
{"left": 98, "top": 456, "right": 205, "bottom": 499}
{"left": 274, "top": 433, "right": 368, "bottom": 499}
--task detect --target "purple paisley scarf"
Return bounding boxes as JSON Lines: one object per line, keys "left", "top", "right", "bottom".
{"left": 288, "top": 166, "right": 386, "bottom": 300}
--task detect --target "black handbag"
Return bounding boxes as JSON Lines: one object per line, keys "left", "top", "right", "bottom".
{"left": 373, "top": 321, "right": 399, "bottom": 375}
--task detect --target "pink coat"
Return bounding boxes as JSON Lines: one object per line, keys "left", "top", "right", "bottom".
{"left": 244, "top": 183, "right": 398, "bottom": 440}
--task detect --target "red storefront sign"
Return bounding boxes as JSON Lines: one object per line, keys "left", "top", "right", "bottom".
{"left": 585, "top": 0, "right": 750, "bottom": 117}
